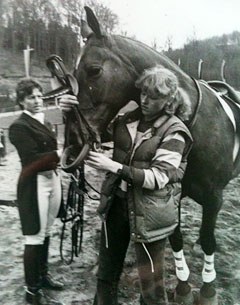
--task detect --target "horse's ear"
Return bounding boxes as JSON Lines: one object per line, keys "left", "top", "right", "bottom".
{"left": 81, "top": 19, "right": 94, "bottom": 39}
{"left": 84, "top": 6, "right": 102, "bottom": 39}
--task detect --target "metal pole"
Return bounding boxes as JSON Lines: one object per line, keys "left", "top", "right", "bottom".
{"left": 198, "top": 59, "right": 203, "bottom": 79}
{"left": 221, "top": 60, "right": 226, "bottom": 82}
{"left": 23, "top": 45, "right": 34, "bottom": 77}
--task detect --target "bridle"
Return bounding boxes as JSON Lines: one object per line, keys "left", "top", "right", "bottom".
{"left": 44, "top": 55, "right": 100, "bottom": 263}
{"left": 43, "top": 54, "right": 99, "bottom": 173}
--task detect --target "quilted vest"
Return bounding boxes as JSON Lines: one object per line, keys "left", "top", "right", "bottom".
{"left": 100, "top": 109, "right": 193, "bottom": 243}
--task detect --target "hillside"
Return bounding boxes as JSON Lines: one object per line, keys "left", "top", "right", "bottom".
{"left": 164, "top": 31, "right": 240, "bottom": 88}
{"left": 0, "top": 48, "right": 54, "bottom": 111}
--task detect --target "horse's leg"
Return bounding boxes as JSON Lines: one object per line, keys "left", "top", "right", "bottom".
{"left": 199, "top": 189, "right": 223, "bottom": 305}
{"left": 169, "top": 223, "right": 190, "bottom": 281}
{"left": 169, "top": 209, "right": 193, "bottom": 305}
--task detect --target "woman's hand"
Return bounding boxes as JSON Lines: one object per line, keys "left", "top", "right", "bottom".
{"left": 86, "top": 151, "right": 122, "bottom": 173}
{"left": 57, "top": 94, "right": 79, "bottom": 112}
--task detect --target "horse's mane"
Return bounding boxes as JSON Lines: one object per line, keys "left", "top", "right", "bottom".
{"left": 109, "top": 35, "right": 194, "bottom": 121}
{"left": 111, "top": 34, "right": 190, "bottom": 83}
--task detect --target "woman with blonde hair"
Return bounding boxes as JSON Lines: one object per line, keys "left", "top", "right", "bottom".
{"left": 84, "top": 65, "right": 193, "bottom": 305}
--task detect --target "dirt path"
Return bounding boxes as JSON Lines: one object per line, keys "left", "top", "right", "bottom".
{"left": 0, "top": 150, "right": 240, "bottom": 305}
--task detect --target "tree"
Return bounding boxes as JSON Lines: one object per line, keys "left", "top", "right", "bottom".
{"left": 86, "top": 0, "right": 119, "bottom": 33}
{"left": 165, "top": 31, "right": 240, "bottom": 89}
{"left": 165, "top": 35, "right": 173, "bottom": 52}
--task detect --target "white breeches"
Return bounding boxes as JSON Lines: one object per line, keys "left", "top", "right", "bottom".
{"left": 25, "top": 170, "right": 61, "bottom": 245}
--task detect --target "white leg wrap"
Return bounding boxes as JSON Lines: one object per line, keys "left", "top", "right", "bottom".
{"left": 173, "top": 250, "right": 190, "bottom": 281}
{"left": 202, "top": 253, "right": 216, "bottom": 283}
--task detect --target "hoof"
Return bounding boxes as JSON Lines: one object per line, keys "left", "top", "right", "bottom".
{"left": 174, "top": 281, "right": 194, "bottom": 305}
{"left": 199, "top": 282, "right": 218, "bottom": 305}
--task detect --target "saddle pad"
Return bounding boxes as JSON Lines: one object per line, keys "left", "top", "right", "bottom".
{"left": 201, "top": 81, "right": 239, "bottom": 162}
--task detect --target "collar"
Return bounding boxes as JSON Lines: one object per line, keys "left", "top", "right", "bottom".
{"left": 23, "top": 110, "right": 45, "bottom": 124}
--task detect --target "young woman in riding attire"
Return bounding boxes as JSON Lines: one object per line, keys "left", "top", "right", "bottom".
{"left": 86, "top": 65, "right": 193, "bottom": 305}
{"left": 9, "top": 79, "right": 77, "bottom": 305}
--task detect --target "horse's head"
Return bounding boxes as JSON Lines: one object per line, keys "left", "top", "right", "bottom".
{"left": 76, "top": 7, "right": 141, "bottom": 128}
{"left": 62, "top": 6, "right": 140, "bottom": 172}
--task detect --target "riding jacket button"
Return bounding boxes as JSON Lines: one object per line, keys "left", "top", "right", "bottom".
{"left": 130, "top": 211, "right": 134, "bottom": 215}
{"left": 131, "top": 233, "right": 135, "bottom": 237}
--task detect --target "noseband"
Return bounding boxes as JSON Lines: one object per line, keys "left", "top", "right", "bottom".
{"left": 61, "top": 105, "right": 100, "bottom": 173}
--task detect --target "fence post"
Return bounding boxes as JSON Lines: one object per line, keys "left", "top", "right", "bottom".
{"left": 198, "top": 59, "right": 204, "bottom": 79}
{"left": 221, "top": 60, "right": 226, "bottom": 82}
{"left": 0, "top": 129, "right": 6, "bottom": 165}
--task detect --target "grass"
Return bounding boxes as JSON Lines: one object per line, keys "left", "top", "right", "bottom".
{"left": 0, "top": 48, "right": 53, "bottom": 98}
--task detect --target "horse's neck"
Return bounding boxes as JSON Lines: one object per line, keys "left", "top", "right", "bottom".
{"left": 115, "top": 36, "right": 190, "bottom": 84}
{"left": 113, "top": 35, "right": 199, "bottom": 118}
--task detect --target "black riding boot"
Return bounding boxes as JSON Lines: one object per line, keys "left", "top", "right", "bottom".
{"left": 93, "top": 279, "right": 118, "bottom": 305}
{"left": 24, "top": 244, "right": 42, "bottom": 291}
{"left": 40, "top": 237, "right": 64, "bottom": 290}
{"left": 24, "top": 244, "right": 65, "bottom": 305}
{"left": 26, "top": 289, "right": 65, "bottom": 305}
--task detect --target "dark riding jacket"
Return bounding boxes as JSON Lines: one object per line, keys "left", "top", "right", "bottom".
{"left": 9, "top": 113, "right": 61, "bottom": 235}
{"left": 98, "top": 108, "right": 193, "bottom": 243}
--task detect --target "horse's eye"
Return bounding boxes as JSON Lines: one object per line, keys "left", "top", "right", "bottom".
{"left": 86, "top": 66, "right": 102, "bottom": 78}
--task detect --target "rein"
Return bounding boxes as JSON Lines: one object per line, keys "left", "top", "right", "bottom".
{"left": 60, "top": 167, "right": 100, "bottom": 265}
{"left": 60, "top": 168, "right": 85, "bottom": 264}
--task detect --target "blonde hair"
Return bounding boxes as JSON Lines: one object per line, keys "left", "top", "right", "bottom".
{"left": 135, "top": 65, "right": 192, "bottom": 121}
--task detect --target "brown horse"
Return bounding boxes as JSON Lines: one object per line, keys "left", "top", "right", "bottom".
{"left": 60, "top": 6, "right": 240, "bottom": 305}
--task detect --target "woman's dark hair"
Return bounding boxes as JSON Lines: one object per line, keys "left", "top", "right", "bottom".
{"left": 16, "top": 78, "right": 43, "bottom": 109}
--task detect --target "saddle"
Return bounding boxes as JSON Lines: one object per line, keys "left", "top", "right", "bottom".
{"left": 207, "top": 80, "right": 240, "bottom": 105}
